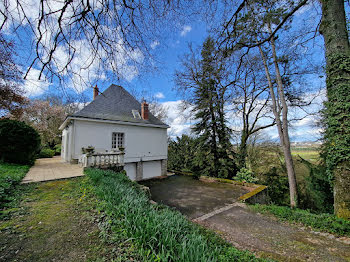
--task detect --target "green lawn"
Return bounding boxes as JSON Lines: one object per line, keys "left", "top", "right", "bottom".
{"left": 291, "top": 148, "right": 320, "bottom": 163}
{"left": 0, "top": 177, "right": 142, "bottom": 261}
{"left": 0, "top": 162, "right": 30, "bottom": 211}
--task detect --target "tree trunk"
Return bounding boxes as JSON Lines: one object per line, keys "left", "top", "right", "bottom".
{"left": 269, "top": 27, "right": 298, "bottom": 208}
{"left": 209, "top": 91, "right": 220, "bottom": 177}
{"left": 238, "top": 130, "right": 248, "bottom": 169}
{"left": 320, "top": 0, "right": 350, "bottom": 219}
{"left": 259, "top": 43, "right": 298, "bottom": 208}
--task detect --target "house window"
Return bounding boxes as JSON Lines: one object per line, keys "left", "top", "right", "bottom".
{"left": 132, "top": 109, "right": 141, "bottom": 119}
{"left": 112, "top": 132, "right": 124, "bottom": 149}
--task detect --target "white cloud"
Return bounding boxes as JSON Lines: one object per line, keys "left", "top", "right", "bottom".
{"left": 22, "top": 68, "right": 51, "bottom": 97}
{"left": 294, "top": 116, "right": 314, "bottom": 127}
{"left": 150, "top": 40, "right": 160, "bottom": 49}
{"left": 180, "top": 25, "right": 192, "bottom": 37}
{"left": 161, "top": 88, "right": 325, "bottom": 143}
{"left": 155, "top": 92, "right": 165, "bottom": 99}
{"left": 119, "top": 65, "right": 139, "bottom": 83}
{"left": 3, "top": 1, "right": 144, "bottom": 93}
{"left": 161, "top": 100, "right": 193, "bottom": 137}
{"left": 51, "top": 32, "right": 144, "bottom": 92}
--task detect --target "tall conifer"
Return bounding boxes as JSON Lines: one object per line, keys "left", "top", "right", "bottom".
{"left": 192, "top": 37, "right": 236, "bottom": 179}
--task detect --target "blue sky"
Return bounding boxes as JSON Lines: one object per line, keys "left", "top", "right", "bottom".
{"left": 3, "top": 1, "right": 326, "bottom": 143}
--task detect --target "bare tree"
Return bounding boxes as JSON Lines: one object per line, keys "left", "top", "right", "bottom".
{"left": 0, "top": 34, "right": 27, "bottom": 118}
{"left": 149, "top": 101, "right": 168, "bottom": 123}
{"left": 216, "top": 0, "right": 321, "bottom": 208}
{"left": 229, "top": 52, "right": 275, "bottom": 168}
{"left": 18, "top": 99, "right": 66, "bottom": 147}
{"left": 259, "top": 39, "right": 298, "bottom": 207}
{"left": 0, "top": 0, "right": 196, "bottom": 91}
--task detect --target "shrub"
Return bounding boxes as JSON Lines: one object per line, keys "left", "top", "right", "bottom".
{"left": 0, "top": 119, "right": 41, "bottom": 164}
{"left": 168, "top": 135, "right": 199, "bottom": 171}
{"left": 235, "top": 168, "right": 258, "bottom": 183}
{"left": 259, "top": 167, "right": 289, "bottom": 206}
{"left": 297, "top": 157, "right": 333, "bottom": 213}
{"left": 38, "top": 148, "right": 55, "bottom": 158}
{"left": 53, "top": 144, "right": 61, "bottom": 155}
{"left": 85, "top": 168, "right": 266, "bottom": 262}
{"left": 168, "top": 135, "right": 237, "bottom": 179}
{"left": 0, "top": 163, "right": 30, "bottom": 210}
{"left": 251, "top": 204, "right": 350, "bottom": 237}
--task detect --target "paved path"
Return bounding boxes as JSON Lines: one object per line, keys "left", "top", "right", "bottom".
{"left": 22, "top": 156, "right": 83, "bottom": 183}
{"left": 197, "top": 204, "right": 350, "bottom": 261}
{"left": 140, "top": 175, "right": 248, "bottom": 219}
{"left": 143, "top": 175, "right": 350, "bottom": 261}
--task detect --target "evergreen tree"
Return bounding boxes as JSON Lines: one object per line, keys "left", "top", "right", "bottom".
{"left": 192, "top": 37, "right": 236, "bottom": 179}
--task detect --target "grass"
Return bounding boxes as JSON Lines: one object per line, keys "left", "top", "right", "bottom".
{"left": 0, "top": 177, "right": 142, "bottom": 261}
{"left": 251, "top": 204, "right": 350, "bottom": 237}
{"left": 85, "top": 168, "right": 270, "bottom": 262}
{"left": 291, "top": 148, "right": 320, "bottom": 163}
{"left": 0, "top": 162, "right": 30, "bottom": 211}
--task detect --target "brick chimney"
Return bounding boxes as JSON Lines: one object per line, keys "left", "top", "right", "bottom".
{"left": 141, "top": 101, "right": 149, "bottom": 120}
{"left": 93, "top": 85, "right": 99, "bottom": 100}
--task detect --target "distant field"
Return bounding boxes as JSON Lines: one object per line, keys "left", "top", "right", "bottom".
{"left": 291, "top": 147, "right": 320, "bottom": 163}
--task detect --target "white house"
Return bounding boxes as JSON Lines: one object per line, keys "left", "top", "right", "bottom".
{"left": 59, "top": 84, "right": 169, "bottom": 181}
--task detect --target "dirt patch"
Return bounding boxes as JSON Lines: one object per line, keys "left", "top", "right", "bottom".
{"left": 140, "top": 175, "right": 249, "bottom": 219}
{"left": 0, "top": 178, "right": 140, "bottom": 262}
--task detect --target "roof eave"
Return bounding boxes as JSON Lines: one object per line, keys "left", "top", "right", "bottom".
{"left": 59, "top": 116, "right": 72, "bottom": 130}
{"left": 63, "top": 116, "right": 169, "bottom": 129}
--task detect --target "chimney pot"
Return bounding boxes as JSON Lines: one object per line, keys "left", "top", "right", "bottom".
{"left": 93, "top": 85, "right": 99, "bottom": 100}
{"left": 141, "top": 101, "right": 149, "bottom": 120}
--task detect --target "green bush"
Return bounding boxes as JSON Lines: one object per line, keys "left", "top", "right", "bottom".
{"left": 168, "top": 135, "right": 237, "bottom": 179}
{"left": 235, "top": 168, "right": 258, "bottom": 183}
{"left": 259, "top": 167, "right": 289, "bottom": 206}
{"left": 168, "top": 135, "right": 199, "bottom": 171}
{"left": 297, "top": 157, "right": 333, "bottom": 213}
{"left": 251, "top": 204, "right": 350, "bottom": 237}
{"left": 85, "top": 168, "right": 267, "bottom": 262}
{"left": 53, "top": 144, "right": 61, "bottom": 155}
{"left": 0, "top": 119, "right": 41, "bottom": 165}
{"left": 38, "top": 148, "right": 55, "bottom": 158}
{"left": 0, "top": 163, "right": 30, "bottom": 210}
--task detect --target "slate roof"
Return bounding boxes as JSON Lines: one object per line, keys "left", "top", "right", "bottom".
{"left": 71, "top": 84, "right": 168, "bottom": 127}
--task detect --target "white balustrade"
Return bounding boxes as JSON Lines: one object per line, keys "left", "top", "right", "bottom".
{"left": 79, "top": 151, "right": 124, "bottom": 168}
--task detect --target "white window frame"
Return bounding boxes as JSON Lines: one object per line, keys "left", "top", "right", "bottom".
{"left": 132, "top": 109, "right": 141, "bottom": 119}
{"left": 112, "top": 132, "right": 124, "bottom": 149}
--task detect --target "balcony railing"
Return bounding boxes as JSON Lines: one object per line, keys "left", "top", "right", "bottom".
{"left": 79, "top": 151, "right": 125, "bottom": 168}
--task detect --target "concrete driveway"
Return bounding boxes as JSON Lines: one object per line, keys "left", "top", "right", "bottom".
{"left": 22, "top": 156, "right": 83, "bottom": 183}
{"left": 140, "top": 175, "right": 249, "bottom": 219}
{"left": 140, "top": 175, "right": 350, "bottom": 261}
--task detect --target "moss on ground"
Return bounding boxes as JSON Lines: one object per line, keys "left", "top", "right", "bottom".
{"left": 0, "top": 162, "right": 31, "bottom": 211}
{"left": 0, "top": 177, "right": 142, "bottom": 262}
{"left": 250, "top": 204, "right": 350, "bottom": 237}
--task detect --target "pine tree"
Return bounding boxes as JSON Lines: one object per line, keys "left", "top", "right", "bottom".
{"left": 192, "top": 37, "right": 236, "bottom": 179}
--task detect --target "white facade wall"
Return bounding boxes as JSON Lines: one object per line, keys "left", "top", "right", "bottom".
{"left": 62, "top": 119, "right": 167, "bottom": 180}
{"left": 61, "top": 124, "right": 73, "bottom": 162}
{"left": 124, "top": 162, "right": 137, "bottom": 180}
{"left": 143, "top": 161, "right": 162, "bottom": 179}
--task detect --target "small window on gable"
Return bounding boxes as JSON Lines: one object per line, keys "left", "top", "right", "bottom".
{"left": 112, "top": 132, "right": 124, "bottom": 149}
{"left": 132, "top": 109, "right": 141, "bottom": 119}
